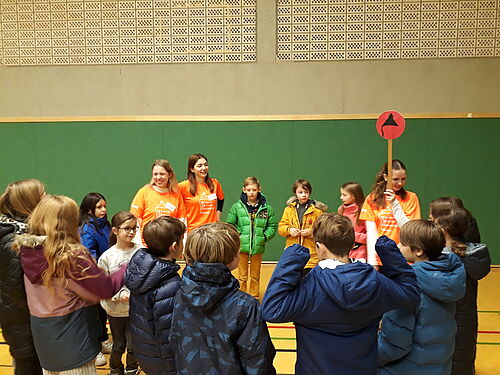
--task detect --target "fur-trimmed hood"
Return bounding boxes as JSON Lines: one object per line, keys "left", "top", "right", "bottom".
{"left": 14, "top": 233, "right": 47, "bottom": 249}
{"left": 14, "top": 234, "right": 48, "bottom": 284}
{"left": 285, "top": 196, "right": 328, "bottom": 212}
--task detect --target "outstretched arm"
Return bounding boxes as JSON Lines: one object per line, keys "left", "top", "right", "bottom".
{"left": 261, "top": 244, "right": 312, "bottom": 323}
{"left": 375, "top": 236, "right": 420, "bottom": 310}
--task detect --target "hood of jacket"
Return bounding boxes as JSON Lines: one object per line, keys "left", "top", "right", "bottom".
{"left": 313, "top": 261, "right": 393, "bottom": 310}
{"left": 413, "top": 253, "right": 466, "bottom": 303}
{"left": 15, "top": 233, "right": 48, "bottom": 285}
{"left": 125, "top": 249, "right": 181, "bottom": 294}
{"left": 179, "top": 262, "right": 239, "bottom": 313}
{"left": 339, "top": 203, "right": 359, "bottom": 215}
{"left": 285, "top": 196, "right": 328, "bottom": 212}
{"left": 443, "top": 242, "right": 490, "bottom": 281}
{"left": 239, "top": 192, "right": 267, "bottom": 207}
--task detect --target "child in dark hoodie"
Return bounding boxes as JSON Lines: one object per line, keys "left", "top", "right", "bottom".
{"left": 378, "top": 219, "right": 466, "bottom": 375}
{"left": 262, "top": 213, "right": 420, "bottom": 375}
{"left": 125, "top": 216, "right": 185, "bottom": 375}
{"left": 169, "top": 222, "right": 276, "bottom": 375}
{"left": 431, "top": 207, "right": 490, "bottom": 375}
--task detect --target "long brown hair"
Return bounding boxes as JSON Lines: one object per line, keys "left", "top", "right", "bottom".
{"left": 149, "top": 159, "right": 179, "bottom": 192}
{"left": 370, "top": 159, "right": 407, "bottom": 209}
{"left": 338, "top": 181, "right": 365, "bottom": 225}
{"left": 21, "top": 195, "right": 94, "bottom": 288}
{"left": 430, "top": 196, "right": 473, "bottom": 221}
{"left": 0, "top": 179, "right": 45, "bottom": 219}
{"left": 187, "top": 153, "right": 214, "bottom": 196}
{"left": 433, "top": 207, "right": 469, "bottom": 257}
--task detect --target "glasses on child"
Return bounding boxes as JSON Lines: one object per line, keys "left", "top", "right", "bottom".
{"left": 118, "top": 226, "right": 138, "bottom": 233}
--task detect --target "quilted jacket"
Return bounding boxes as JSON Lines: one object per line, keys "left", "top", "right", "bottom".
{"left": 0, "top": 215, "right": 38, "bottom": 361}
{"left": 226, "top": 192, "right": 278, "bottom": 255}
{"left": 378, "top": 252, "right": 466, "bottom": 375}
{"left": 443, "top": 243, "right": 490, "bottom": 375}
{"left": 125, "top": 249, "right": 181, "bottom": 375}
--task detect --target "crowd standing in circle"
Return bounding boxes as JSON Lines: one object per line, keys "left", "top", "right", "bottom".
{"left": 0, "top": 155, "right": 490, "bottom": 375}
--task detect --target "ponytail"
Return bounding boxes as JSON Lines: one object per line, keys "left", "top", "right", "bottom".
{"left": 434, "top": 207, "right": 469, "bottom": 258}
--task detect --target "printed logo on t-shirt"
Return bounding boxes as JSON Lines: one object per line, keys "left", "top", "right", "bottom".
{"left": 199, "top": 193, "right": 217, "bottom": 215}
{"left": 155, "top": 201, "right": 177, "bottom": 218}
{"left": 379, "top": 208, "right": 398, "bottom": 233}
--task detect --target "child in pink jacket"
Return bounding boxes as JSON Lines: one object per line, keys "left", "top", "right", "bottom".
{"left": 338, "top": 182, "right": 367, "bottom": 261}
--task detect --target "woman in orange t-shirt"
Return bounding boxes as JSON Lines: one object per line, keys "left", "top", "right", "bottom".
{"left": 360, "top": 159, "right": 420, "bottom": 268}
{"left": 179, "top": 153, "right": 225, "bottom": 232}
{"left": 130, "top": 159, "right": 186, "bottom": 241}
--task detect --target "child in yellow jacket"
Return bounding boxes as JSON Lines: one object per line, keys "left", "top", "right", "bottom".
{"left": 278, "top": 179, "right": 328, "bottom": 274}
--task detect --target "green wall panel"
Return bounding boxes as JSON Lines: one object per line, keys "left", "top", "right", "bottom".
{"left": 1, "top": 118, "right": 498, "bottom": 263}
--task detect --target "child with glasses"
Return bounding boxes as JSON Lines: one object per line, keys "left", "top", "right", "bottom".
{"left": 98, "top": 211, "right": 141, "bottom": 375}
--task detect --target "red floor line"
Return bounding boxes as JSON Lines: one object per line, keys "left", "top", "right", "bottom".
{"left": 268, "top": 327, "right": 500, "bottom": 334}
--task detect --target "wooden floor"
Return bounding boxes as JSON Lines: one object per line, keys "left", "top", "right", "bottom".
{"left": 0, "top": 265, "right": 498, "bottom": 374}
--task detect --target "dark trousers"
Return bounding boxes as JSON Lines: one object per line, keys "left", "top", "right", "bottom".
{"left": 98, "top": 304, "right": 109, "bottom": 342}
{"left": 107, "top": 315, "right": 138, "bottom": 372}
{"left": 14, "top": 356, "right": 42, "bottom": 375}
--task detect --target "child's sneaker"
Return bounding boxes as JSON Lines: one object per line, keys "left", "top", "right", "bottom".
{"left": 125, "top": 369, "right": 139, "bottom": 375}
{"left": 108, "top": 368, "right": 124, "bottom": 375}
{"left": 95, "top": 352, "right": 107, "bottom": 366}
{"left": 101, "top": 340, "right": 113, "bottom": 354}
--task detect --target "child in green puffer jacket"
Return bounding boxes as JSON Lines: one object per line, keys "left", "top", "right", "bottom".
{"left": 226, "top": 176, "right": 278, "bottom": 299}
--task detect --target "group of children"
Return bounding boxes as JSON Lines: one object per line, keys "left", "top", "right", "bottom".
{"left": 0, "top": 155, "right": 491, "bottom": 375}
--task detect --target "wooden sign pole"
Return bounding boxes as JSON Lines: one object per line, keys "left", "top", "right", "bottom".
{"left": 376, "top": 111, "right": 405, "bottom": 191}
{"left": 387, "top": 139, "right": 393, "bottom": 189}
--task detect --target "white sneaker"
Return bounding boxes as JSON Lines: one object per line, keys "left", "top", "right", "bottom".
{"left": 101, "top": 341, "right": 113, "bottom": 354}
{"left": 95, "top": 352, "right": 107, "bottom": 366}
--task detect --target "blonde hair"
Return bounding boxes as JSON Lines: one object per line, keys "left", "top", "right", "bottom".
{"left": 184, "top": 222, "right": 239, "bottom": 265}
{"left": 0, "top": 179, "right": 45, "bottom": 218}
{"left": 150, "top": 159, "right": 179, "bottom": 192}
{"left": 243, "top": 176, "right": 260, "bottom": 188}
{"left": 19, "top": 195, "right": 93, "bottom": 288}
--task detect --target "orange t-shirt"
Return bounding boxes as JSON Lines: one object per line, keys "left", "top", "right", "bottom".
{"left": 130, "top": 185, "right": 186, "bottom": 235}
{"left": 360, "top": 190, "right": 421, "bottom": 244}
{"left": 179, "top": 178, "right": 224, "bottom": 232}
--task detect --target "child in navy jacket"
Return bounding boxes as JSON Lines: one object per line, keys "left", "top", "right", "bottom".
{"left": 262, "top": 213, "right": 420, "bottom": 375}
{"left": 125, "top": 216, "right": 185, "bottom": 375}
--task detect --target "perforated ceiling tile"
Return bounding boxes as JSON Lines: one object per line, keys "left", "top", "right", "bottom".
{"left": 276, "top": 0, "right": 500, "bottom": 61}
{"left": 1, "top": 0, "right": 256, "bottom": 66}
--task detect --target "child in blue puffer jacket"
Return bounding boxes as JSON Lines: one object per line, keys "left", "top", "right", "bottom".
{"left": 125, "top": 216, "right": 185, "bottom": 375}
{"left": 79, "top": 192, "right": 113, "bottom": 364}
{"left": 79, "top": 192, "right": 111, "bottom": 259}
{"left": 378, "top": 219, "right": 466, "bottom": 375}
